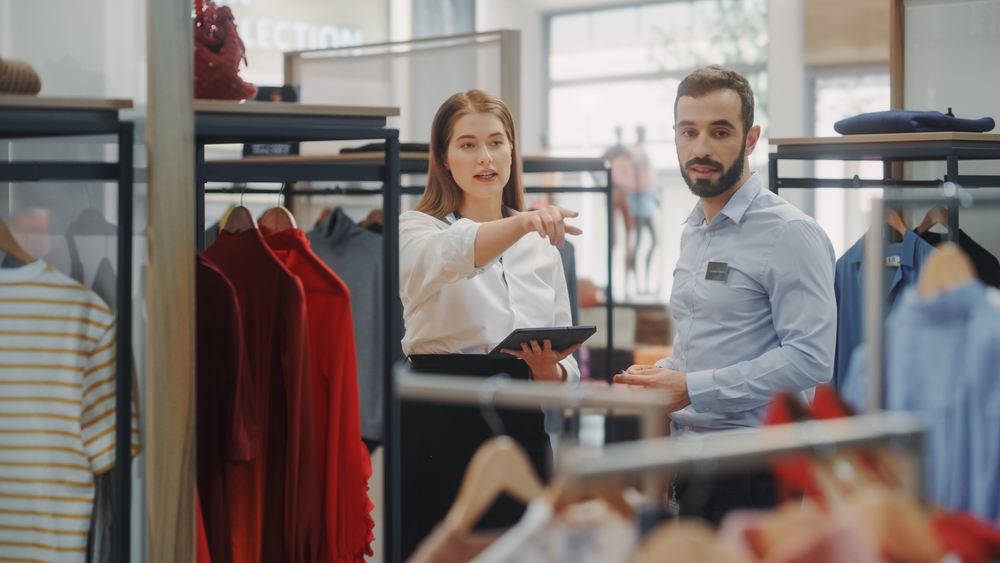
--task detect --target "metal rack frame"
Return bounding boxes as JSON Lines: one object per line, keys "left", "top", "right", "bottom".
{"left": 0, "top": 97, "right": 134, "bottom": 563}
{"left": 193, "top": 102, "right": 404, "bottom": 563}
{"left": 768, "top": 133, "right": 1000, "bottom": 193}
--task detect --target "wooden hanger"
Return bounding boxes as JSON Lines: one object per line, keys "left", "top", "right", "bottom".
{"left": 637, "top": 519, "right": 734, "bottom": 563}
{"left": 259, "top": 206, "right": 297, "bottom": 232}
{"left": 886, "top": 207, "right": 907, "bottom": 236}
{"left": 543, "top": 475, "right": 634, "bottom": 520}
{"left": 222, "top": 206, "right": 257, "bottom": 234}
{"left": 917, "top": 242, "right": 976, "bottom": 297}
{"left": 360, "top": 209, "right": 383, "bottom": 229}
{"left": 0, "top": 216, "right": 36, "bottom": 265}
{"left": 916, "top": 206, "right": 949, "bottom": 235}
{"left": 443, "top": 436, "right": 543, "bottom": 531}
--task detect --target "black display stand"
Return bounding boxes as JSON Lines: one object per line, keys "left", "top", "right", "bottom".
{"left": 0, "top": 97, "right": 134, "bottom": 563}
{"left": 192, "top": 100, "right": 405, "bottom": 563}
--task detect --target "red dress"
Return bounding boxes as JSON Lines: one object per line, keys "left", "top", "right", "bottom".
{"left": 263, "top": 226, "right": 375, "bottom": 562}
{"left": 196, "top": 253, "right": 259, "bottom": 563}
{"left": 205, "top": 229, "right": 322, "bottom": 563}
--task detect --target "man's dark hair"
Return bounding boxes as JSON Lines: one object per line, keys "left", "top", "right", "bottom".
{"left": 674, "top": 65, "right": 755, "bottom": 136}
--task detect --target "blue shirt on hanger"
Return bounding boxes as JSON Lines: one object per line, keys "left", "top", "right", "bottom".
{"left": 845, "top": 282, "right": 1000, "bottom": 524}
{"left": 833, "top": 229, "right": 935, "bottom": 391}
{"left": 657, "top": 173, "right": 837, "bottom": 433}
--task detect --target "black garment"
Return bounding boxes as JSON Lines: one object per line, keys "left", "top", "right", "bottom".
{"left": 673, "top": 469, "right": 777, "bottom": 526}
{"left": 920, "top": 229, "right": 1000, "bottom": 288}
{"left": 834, "top": 110, "right": 995, "bottom": 135}
{"left": 401, "top": 355, "right": 552, "bottom": 560}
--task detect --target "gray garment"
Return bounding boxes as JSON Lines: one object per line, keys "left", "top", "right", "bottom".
{"left": 307, "top": 208, "right": 388, "bottom": 442}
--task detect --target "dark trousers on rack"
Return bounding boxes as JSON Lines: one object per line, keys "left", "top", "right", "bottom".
{"left": 400, "top": 354, "right": 552, "bottom": 560}
{"left": 673, "top": 469, "right": 777, "bottom": 526}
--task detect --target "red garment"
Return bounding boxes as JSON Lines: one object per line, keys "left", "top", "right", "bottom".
{"left": 196, "top": 253, "right": 259, "bottom": 563}
{"left": 932, "top": 511, "right": 1000, "bottom": 562}
{"left": 205, "top": 229, "right": 321, "bottom": 563}
{"left": 263, "top": 226, "right": 375, "bottom": 562}
{"left": 198, "top": 495, "right": 214, "bottom": 563}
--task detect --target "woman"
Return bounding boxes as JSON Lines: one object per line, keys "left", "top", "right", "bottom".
{"left": 399, "top": 89, "right": 582, "bottom": 557}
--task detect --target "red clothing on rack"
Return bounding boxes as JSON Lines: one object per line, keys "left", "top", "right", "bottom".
{"left": 196, "top": 253, "right": 259, "bottom": 563}
{"left": 198, "top": 495, "right": 214, "bottom": 563}
{"left": 205, "top": 229, "right": 322, "bottom": 563}
{"left": 263, "top": 226, "right": 375, "bottom": 562}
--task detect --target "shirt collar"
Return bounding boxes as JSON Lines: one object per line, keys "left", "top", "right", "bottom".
{"left": 684, "top": 172, "right": 762, "bottom": 227}
{"left": 849, "top": 228, "right": 918, "bottom": 267}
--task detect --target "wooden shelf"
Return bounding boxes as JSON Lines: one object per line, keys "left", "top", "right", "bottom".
{"left": 193, "top": 99, "right": 399, "bottom": 117}
{"left": 771, "top": 132, "right": 1000, "bottom": 146}
{"left": 0, "top": 95, "right": 133, "bottom": 110}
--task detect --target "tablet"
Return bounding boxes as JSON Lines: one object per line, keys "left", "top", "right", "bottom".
{"left": 488, "top": 326, "right": 597, "bottom": 359}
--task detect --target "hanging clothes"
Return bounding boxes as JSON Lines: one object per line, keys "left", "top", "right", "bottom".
{"left": 262, "top": 227, "right": 375, "bottom": 562}
{"left": 198, "top": 495, "right": 214, "bottom": 563}
{"left": 204, "top": 229, "right": 322, "bottom": 563}
{"left": 833, "top": 229, "right": 935, "bottom": 390}
{"left": 843, "top": 282, "right": 1000, "bottom": 524}
{"left": 0, "top": 259, "right": 140, "bottom": 563}
{"left": 920, "top": 229, "right": 1000, "bottom": 288}
{"left": 306, "top": 208, "right": 387, "bottom": 445}
{"left": 196, "top": 253, "right": 259, "bottom": 563}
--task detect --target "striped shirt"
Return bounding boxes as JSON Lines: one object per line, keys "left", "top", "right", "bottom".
{"left": 0, "top": 259, "right": 140, "bottom": 563}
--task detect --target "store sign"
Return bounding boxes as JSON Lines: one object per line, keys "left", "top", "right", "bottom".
{"left": 239, "top": 19, "right": 363, "bottom": 52}
{"left": 216, "top": 0, "right": 387, "bottom": 84}
{"left": 219, "top": 0, "right": 364, "bottom": 52}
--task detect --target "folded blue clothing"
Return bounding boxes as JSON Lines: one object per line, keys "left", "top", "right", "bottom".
{"left": 834, "top": 110, "right": 995, "bottom": 135}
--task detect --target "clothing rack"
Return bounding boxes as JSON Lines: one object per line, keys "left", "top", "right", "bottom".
{"left": 197, "top": 127, "right": 613, "bottom": 563}
{"left": 0, "top": 96, "right": 135, "bottom": 563}
{"left": 864, "top": 187, "right": 1000, "bottom": 412}
{"left": 565, "top": 412, "right": 925, "bottom": 500}
{"left": 191, "top": 100, "right": 406, "bottom": 563}
{"left": 394, "top": 363, "right": 674, "bottom": 439}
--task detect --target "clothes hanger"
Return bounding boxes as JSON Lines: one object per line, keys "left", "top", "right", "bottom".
{"left": 223, "top": 184, "right": 258, "bottom": 234}
{"left": 0, "top": 216, "right": 35, "bottom": 265}
{"left": 637, "top": 519, "right": 734, "bottom": 563}
{"left": 916, "top": 206, "right": 949, "bottom": 235}
{"left": 258, "top": 183, "right": 297, "bottom": 232}
{"left": 443, "top": 435, "right": 544, "bottom": 532}
{"left": 359, "top": 208, "right": 383, "bottom": 229}
{"left": 543, "top": 475, "right": 634, "bottom": 520}
{"left": 315, "top": 207, "right": 333, "bottom": 227}
{"left": 916, "top": 242, "right": 976, "bottom": 297}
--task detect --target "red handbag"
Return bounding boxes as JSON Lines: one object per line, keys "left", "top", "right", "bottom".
{"left": 193, "top": 0, "right": 257, "bottom": 101}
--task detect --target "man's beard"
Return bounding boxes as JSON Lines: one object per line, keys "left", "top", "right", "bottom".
{"left": 679, "top": 142, "right": 746, "bottom": 198}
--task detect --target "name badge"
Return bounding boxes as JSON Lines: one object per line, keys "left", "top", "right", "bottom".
{"left": 706, "top": 261, "right": 729, "bottom": 282}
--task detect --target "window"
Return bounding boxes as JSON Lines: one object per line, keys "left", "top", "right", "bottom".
{"left": 810, "top": 71, "right": 890, "bottom": 257}
{"left": 544, "top": 0, "right": 768, "bottom": 301}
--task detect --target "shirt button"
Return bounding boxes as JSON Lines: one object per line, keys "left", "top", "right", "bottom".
{"left": 691, "top": 271, "right": 697, "bottom": 277}
{"left": 685, "top": 426, "right": 691, "bottom": 431}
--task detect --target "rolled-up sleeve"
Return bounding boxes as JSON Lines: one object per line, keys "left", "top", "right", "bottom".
{"left": 399, "top": 211, "right": 498, "bottom": 310}
{"left": 686, "top": 220, "right": 837, "bottom": 413}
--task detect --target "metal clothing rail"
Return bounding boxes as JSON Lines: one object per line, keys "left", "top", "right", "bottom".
{"left": 864, "top": 186, "right": 1000, "bottom": 412}
{"left": 0, "top": 96, "right": 134, "bottom": 563}
{"left": 394, "top": 364, "right": 674, "bottom": 439}
{"left": 565, "top": 412, "right": 925, "bottom": 496}
{"left": 192, "top": 101, "right": 406, "bottom": 563}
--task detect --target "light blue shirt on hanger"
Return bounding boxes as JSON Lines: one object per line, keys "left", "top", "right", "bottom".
{"left": 657, "top": 172, "right": 837, "bottom": 433}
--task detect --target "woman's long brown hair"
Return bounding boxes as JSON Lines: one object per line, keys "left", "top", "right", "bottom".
{"left": 414, "top": 90, "right": 524, "bottom": 219}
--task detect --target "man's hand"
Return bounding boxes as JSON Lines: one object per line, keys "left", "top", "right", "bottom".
{"left": 614, "top": 365, "right": 692, "bottom": 411}
{"left": 501, "top": 339, "right": 580, "bottom": 382}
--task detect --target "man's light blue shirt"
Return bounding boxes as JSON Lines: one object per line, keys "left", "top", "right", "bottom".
{"left": 657, "top": 173, "right": 837, "bottom": 433}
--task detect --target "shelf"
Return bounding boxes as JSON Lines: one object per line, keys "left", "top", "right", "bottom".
{"left": 193, "top": 99, "right": 398, "bottom": 117}
{"left": 0, "top": 95, "right": 133, "bottom": 110}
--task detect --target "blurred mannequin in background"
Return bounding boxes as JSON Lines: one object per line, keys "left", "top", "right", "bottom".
{"left": 627, "top": 126, "right": 659, "bottom": 295}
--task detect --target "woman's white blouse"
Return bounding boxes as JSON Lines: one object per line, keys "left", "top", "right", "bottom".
{"left": 399, "top": 210, "right": 581, "bottom": 383}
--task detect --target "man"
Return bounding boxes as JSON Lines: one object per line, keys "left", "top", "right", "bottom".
{"left": 614, "top": 65, "right": 836, "bottom": 520}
